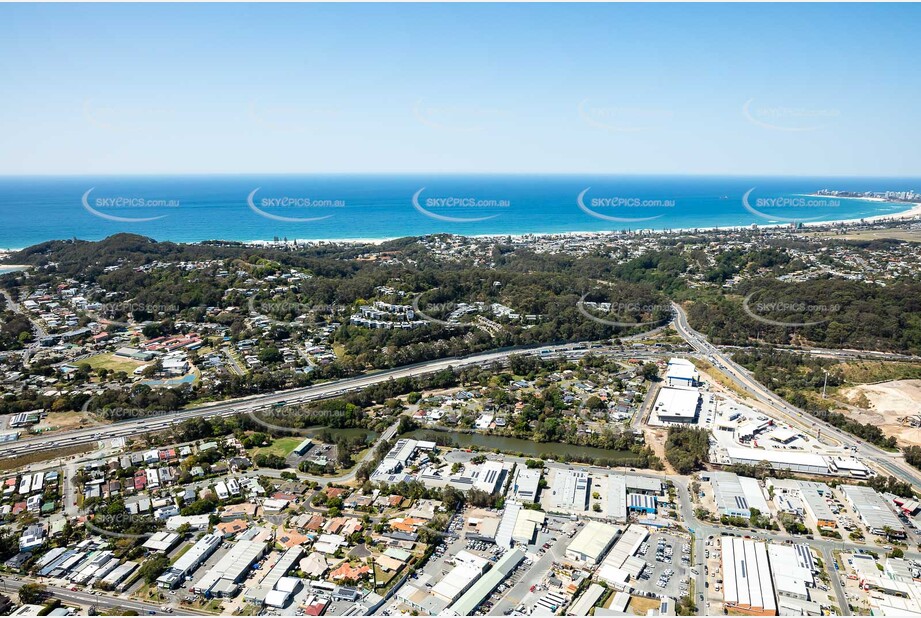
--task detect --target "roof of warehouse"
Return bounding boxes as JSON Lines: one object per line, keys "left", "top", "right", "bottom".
{"left": 448, "top": 548, "right": 525, "bottom": 616}
{"left": 725, "top": 445, "right": 828, "bottom": 468}
{"left": 842, "top": 485, "right": 904, "bottom": 531}
{"left": 567, "top": 521, "right": 619, "bottom": 561}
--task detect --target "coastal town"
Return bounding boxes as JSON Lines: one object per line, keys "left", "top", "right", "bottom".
{"left": 0, "top": 212, "right": 920, "bottom": 617}
{"left": 3, "top": 0, "right": 921, "bottom": 615}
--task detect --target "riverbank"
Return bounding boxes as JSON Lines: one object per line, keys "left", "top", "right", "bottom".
{"left": 402, "top": 428, "right": 647, "bottom": 464}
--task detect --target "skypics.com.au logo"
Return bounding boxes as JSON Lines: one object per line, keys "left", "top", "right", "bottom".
{"left": 577, "top": 188, "right": 674, "bottom": 224}
{"left": 742, "top": 188, "right": 839, "bottom": 224}
{"left": 742, "top": 292, "right": 841, "bottom": 328}
{"left": 247, "top": 188, "right": 345, "bottom": 223}
{"left": 82, "top": 188, "right": 180, "bottom": 223}
{"left": 742, "top": 98, "right": 840, "bottom": 132}
{"left": 412, "top": 188, "right": 510, "bottom": 223}
{"left": 577, "top": 99, "right": 674, "bottom": 132}
{"left": 412, "top": 100, "right": 511, "bottom": 133}
{"left": 577, "top": 294, "right": 672, "bottom": 329}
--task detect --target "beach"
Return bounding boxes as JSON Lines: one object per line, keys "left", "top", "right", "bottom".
{"left": 1, "top": 176, "right": 920, "bottom": 249}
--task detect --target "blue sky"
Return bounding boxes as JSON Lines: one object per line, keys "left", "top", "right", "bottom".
{"left": 1, "top": 3, "right": 919, "bottom": 176}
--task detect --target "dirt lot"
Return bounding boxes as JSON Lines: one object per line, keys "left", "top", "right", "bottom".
{"left": 838, "top": 379, "right": 921, "bottom": 446}
{"left": 35, "top": 410, "right": 98, "bottom": 432}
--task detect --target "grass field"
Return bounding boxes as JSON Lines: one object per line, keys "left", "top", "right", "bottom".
{"left": 833, "top": 360, "right": 921, "bottom": 386}
{"left": 0, "top": 444, "right": 92, "bottom": 471}
{"left": 80, "top": 352, "right": 145, "bottom": 374}
{"left": 806, "top": 228, "right": 921, "bottom": 243}
{"left": 252, "top": 436, "right": 304, "bottom": 458}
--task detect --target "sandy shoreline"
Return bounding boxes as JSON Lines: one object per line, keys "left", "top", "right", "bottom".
{"left": 3, "top": 201, "right": 920, "bottom": 252}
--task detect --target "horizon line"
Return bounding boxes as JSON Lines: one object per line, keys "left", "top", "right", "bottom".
{"left": 2, "top": 172, "right": 921, "bottom": 179}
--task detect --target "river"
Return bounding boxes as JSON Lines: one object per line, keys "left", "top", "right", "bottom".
{"left": 401, "top": 428, "right": 642, "bottom": 463}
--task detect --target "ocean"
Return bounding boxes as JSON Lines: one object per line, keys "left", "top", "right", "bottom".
{"left": 0, "top": 175, "right": 918, "bottom": 249}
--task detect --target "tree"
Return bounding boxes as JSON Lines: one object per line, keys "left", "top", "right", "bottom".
{"left": 442, "top": 486, "right": 463, "bottom": 511}
{"left": 664, "top": 427, "right": 709, "bottom": 474}
{"left": 258, "top": 347, "right": 283, "bottom": 364}
{"left": 139, "top": 554, "right": 169, "bottom": 584}
{"left": 641, "top": 362, "right": 660, "bottom": 381}
{"left": 676, "top": 594, "right": 697, "bottom": 616}
{"left": 18, "top": 583, "right": 47, "bottom": 605}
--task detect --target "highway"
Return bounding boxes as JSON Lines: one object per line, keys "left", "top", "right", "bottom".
{"left": 671, "top": 302, "right": 921, "bottom": 491}
{"left": 1, "top": 341, "right": 657, "bottom": 460}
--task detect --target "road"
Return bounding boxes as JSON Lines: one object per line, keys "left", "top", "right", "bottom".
{"left": 822, "top": 547, "right": 852, "bottom": 616}
{"left": 0, "top": 288, "right": 47, "bottom": 340}
{"left": 1, "top": 288, "right": 46, "bottom": 368}
{"left": 632, "top": 380, "right": 660, "bottom": 431}
{"left": 671, "top": 302, "right": 921, "bottom": 490}
{"left": 0, "top": 341, "right": 668, "bottom": 460}
{"left": 668, "top": 471, "right": 861, "bottom": 615}
{"left": 0, "top": 577, "right": 209, "bottom": 616}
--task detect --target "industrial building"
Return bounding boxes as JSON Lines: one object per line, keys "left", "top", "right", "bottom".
{"left": 841, "top": 485, "right": 905, "bottom": 537}
{"left": 568, "top": 583, "right": 606, "bottom": 616}
{"left": 566, "top": 521, "right": 618, "bottom": 565}
{"left": 142, "top": 532, "right": 181, "bottom": 553}
{"left": 509, "top": 468, "right": 541, "bottom": 502}
{"left": 597, "top": 524, "right": 648, "bottom": 588}
{"left": 863, "top": 557, "right": 921, "bottom": 616}
{"left": 551, "top": 469, "right": 590, "bottom": 511}
{"left": 193, "top": 539, "right": 267, "bottom": 597}
{"left": 243, "top": 546, "right": 304, "bottom": 605}
{"left": 651, "top": 386, "right": 701, "bottom": 424}
{"left": 512, "top": 509, "right": 545, "bottom": 546}
{"left": 157, "top": 533, "right": 222, "bottom": 588}
{"left": 371, "top": 438, "right": 437, "bottom": 483}
{"left": 473, "top": 460, "right": 506, "bottom": 494}
{"left": 799, "top": 483, "right": 836, "bottom": 528}
{"left": 626, "top": 493, "right": 656, "bottom": 514}
{"left": 827, "top": 457, "right": 871, "bottom": 478}
{"left": 432, "top": 551, "right": 489, "bottom": 604}
{"left": 606, "top": 475, "right": 627, "bottom": 520}
{"left": 767, "top": 543, "right": 818, "bottom": 615}
{"left": 664, "top": 358, "right": 699, "bottom": 388}
{"left": 724, "top": 446, "right": 829, "bottom": 475}
{"left": 292, "top": 438, "right": 313, "bottom": 456}
{"left": 495, "top": 501, "right": 521, "bottom": 549}
{"left": 447, "top": 548, "right": 525, "bottom": 616}
{"left": 766, "top": 478, "right": 835, "bottom": 528}
{"left": 623, "top": 474, "right": 665, "bottom": 495}
{"left": 721, "top": 536, "right": 777, "bottom": 616}
{"left": 710, "top": 472, "right": 770, "bottom": 518}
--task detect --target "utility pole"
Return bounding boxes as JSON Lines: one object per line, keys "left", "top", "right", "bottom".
{"left": 822, "top": 369, "right": 829, "bottom": 399}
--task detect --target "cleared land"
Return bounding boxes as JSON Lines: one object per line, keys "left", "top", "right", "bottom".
{"left": 838, "top": 379, "right": 921, "bottom": 447}
{"left": 80, "top": 352, "right": 146, "bottom": 374}
{"left": 0, "top": 444, "right": 92, "bottom": 471}
{"left": 252, "top": 436, "right": 304, "bottom": 458}
{"left": 34, "top": 410, "right": 96, "bottom": 432}
{"left": 806, "top": 228, "right": 921, "bottom": 243}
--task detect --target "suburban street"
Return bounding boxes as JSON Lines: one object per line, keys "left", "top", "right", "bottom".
{"left": 4, "top": 304, "right": 919, "bottom": 617}
{"left": 0, "top": 577, "right": 210, "bottom": 616}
